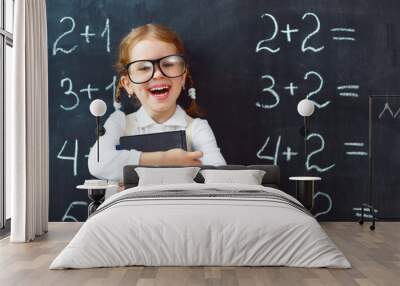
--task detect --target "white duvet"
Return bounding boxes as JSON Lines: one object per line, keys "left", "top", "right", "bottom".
{"left": 50, "top": 183, "right": 351, "bottom": 269}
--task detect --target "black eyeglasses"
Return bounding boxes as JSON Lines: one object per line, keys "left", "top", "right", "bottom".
{"left": 125, "top": 54, "right": 187, "bottom": 84}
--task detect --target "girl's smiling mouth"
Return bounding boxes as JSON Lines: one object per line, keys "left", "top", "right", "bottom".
{"left": 147, "top": 84, "right": 171, "bottom": 100}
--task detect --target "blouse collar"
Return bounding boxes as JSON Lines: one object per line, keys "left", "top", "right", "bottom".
{"left": 135, "top": 105, "right": 188, "bottom": 128}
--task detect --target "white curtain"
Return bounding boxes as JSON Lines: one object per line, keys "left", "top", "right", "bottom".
{"left": 8, "top": 0, "right": 49, "bottom": 242}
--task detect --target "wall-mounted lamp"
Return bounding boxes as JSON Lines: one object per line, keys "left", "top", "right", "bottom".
{"left": 297, "top": 99, "right": 315, "bottom": 164}
{"left": 89, "top": 99, "right": 107, "bottom": 162}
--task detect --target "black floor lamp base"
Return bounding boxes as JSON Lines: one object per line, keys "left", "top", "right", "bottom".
{"left": 358, "top": 203, "right": 377, "bottom": 231}
{"left": 87, "top": 189, "right": 106, "bottom": 217}
{"left": 295, "top": 180, "right": 315, "bottom": 211}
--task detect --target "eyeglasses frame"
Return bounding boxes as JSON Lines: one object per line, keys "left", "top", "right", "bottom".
{"left": 125, "top": 54, "right": 187, "bottom": 84}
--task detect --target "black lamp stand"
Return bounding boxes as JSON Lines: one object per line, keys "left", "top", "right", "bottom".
{"left": 358, "top": 95, "right": 380, "bottom": 231}
{"left": 95, "top": 116, "right": 106, "bottom": 162}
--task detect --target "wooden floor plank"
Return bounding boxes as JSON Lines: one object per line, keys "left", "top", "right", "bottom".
{"left": 0, "top": 222, "right": 399, "bottom": 286}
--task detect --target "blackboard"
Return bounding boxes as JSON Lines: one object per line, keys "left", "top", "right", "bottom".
{"left": 47, "top": 0, "right": 400, "bottom": 222}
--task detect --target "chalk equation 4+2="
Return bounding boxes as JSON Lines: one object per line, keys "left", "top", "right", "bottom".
{"left": 257, "top": 133, "right": 368, "bottom": 173}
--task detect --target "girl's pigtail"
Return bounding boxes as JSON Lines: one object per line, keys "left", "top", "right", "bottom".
{"left": 185, "top": 71, "right": 206, "bottom": 118}
{"left": 113, "top": 80, "right": 123, "bottom": 110}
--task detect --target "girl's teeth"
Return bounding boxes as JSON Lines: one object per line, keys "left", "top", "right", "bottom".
{"left": 150, "top": 86, "right": 169, "bottom": 92}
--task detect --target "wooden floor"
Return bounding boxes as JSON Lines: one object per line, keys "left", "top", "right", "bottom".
{"left": 0, "top": 222, "right": 399, "bottom": 286}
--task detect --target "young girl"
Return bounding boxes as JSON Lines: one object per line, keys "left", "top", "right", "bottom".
{"left": 88, "top": 24, "right": 226, "bottom": 182}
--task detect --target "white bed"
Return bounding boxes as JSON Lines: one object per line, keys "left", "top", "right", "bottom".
{"left": 50, "top": 182, "right": 351, "bottom": 269}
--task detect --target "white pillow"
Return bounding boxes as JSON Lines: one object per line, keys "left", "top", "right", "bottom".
{"left": 135, "top": 167, "right": 201, "bottom": 186}
{"left": 200, "top": 169, "right": 266, "bottom": 185}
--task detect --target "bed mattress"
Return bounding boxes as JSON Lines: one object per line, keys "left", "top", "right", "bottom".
{"left": 50, "top": 183, "right": 350, "bottom": 269}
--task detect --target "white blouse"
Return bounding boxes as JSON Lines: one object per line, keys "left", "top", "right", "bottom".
{"left": 88, "top": 105, "right": 226, "bottom": 181}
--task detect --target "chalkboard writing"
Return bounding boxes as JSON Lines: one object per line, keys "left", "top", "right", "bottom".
{"left": 47, "top": 0, "right": 400, "bottom": 221}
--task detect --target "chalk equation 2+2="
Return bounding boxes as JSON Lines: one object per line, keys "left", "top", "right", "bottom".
{"left": 256, "top": 12, "right": 356, "bottom": 54}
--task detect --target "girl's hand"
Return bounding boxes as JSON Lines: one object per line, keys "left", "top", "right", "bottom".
{"left": 139, "top": 149, "right": 203, "bottom": 166}
{"left": 163, "top": 149, "right": 203, "bottom": 166}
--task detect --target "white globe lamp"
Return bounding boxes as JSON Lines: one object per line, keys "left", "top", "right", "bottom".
{"left": 297, "top": 99, "right": 315, "bottom": 117}
{"left": 90, "top": 99, "right": 107, "bottom": 117}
